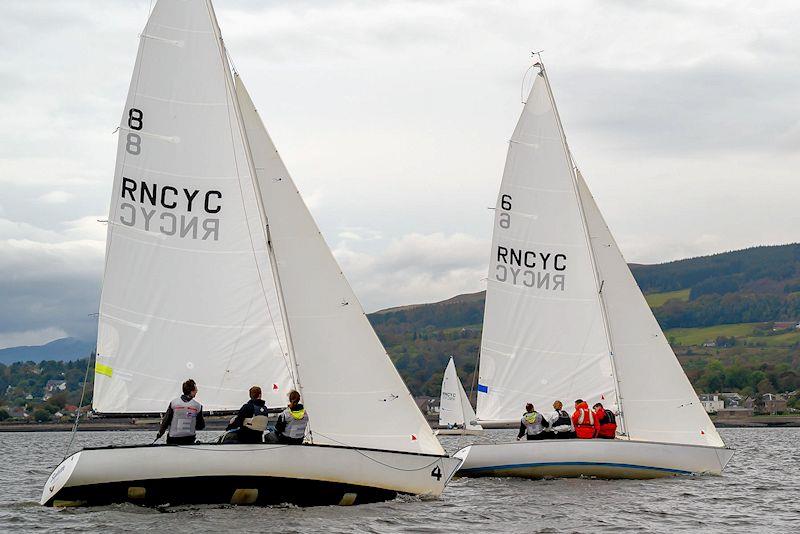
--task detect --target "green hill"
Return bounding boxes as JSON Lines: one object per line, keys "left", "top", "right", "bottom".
{"left": 368, "top": 244, "right": 800, "bottom": 397}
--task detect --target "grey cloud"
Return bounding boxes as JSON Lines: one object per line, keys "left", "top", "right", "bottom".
{"left": 556, "top": 61, "right": 800, "bottom": 155}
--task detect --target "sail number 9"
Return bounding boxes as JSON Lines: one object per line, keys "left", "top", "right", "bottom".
{"left": 499, "top": 194, "right": 512, "bottom": 229}
{"left": 126, "top": 108, "right": 143, "bottom": 155}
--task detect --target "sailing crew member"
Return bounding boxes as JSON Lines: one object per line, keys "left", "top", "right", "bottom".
{"left": 546, "top": 400, "right": 575, "bottom": 439}
{"left": 268, "top": 390, "right": 309, "bottom": 445}
{"left": 156, "top": 378, "right": 205, "bottom": 445}
{"left": 225, "top": 386, "right": 270, "bottom": 443}
{"left": 516, "top": 403, "right": 547, "bottom": 441}
{"left": 571, "top": 399, "right": 596, "bottom": 439}
{"left": 592, "top": 402, "right": 617, "bottom": 439}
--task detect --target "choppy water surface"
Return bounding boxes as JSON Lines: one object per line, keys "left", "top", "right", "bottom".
{"left": 0, "top": 428, "right": 797, "bottom": 533}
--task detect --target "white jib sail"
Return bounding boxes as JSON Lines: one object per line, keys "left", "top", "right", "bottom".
{"left": 235, "top": 78, "right": 445, "bottom": 455}
{"left": 439, "top": 357, "right": 481, "bottom": 430}
{"left": 576, "top": 171, "right": 723, "bottom": 447}
{"left": 476, "top": 71, "right": 617, "bottom": 423}
{"left": 93, "top": 0, "right": 293, "bottom": 413}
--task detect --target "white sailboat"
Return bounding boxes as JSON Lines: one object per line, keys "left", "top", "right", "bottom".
{"left": 435, "top": 357, "right": 484, "bottom": 436}
{"left": 454, "top": 60, "right": 734, "bottom": 479}
{"left": 42, "top": 0, "right": 460, "bottom": 507}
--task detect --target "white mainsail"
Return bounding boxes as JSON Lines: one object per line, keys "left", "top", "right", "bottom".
{"left": 476, "top": 62, "right": 723, "bottom": 448}
{"left": 576, "top": 171, "right": 722, "bottom": 446}
{"left": 476, "top": 71, "right": 617, "bottom": 423}
{"left": 93, "top": 0, "right": 293, "bottom": 413}
{"left": 235, "top": 78, "right": 445, "bottom": 456}
{"left": 439, "top": 357, "right": 481, "bottom": 430}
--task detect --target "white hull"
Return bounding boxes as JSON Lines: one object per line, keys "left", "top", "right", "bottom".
{"left": 454, "top": 439, "right": 734, "bottom": 479}
{"left": 42, "top": 443, "right": 462, "bottom": 507}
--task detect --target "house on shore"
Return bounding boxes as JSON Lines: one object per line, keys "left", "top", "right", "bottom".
{"left": 43, "top": 379, "right": 67, "bottom": 401}
{"left": 699, "top": 394, "right": 724, "bottom": 413}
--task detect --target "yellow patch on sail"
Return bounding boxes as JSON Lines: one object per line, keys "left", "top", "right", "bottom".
{"left": 95, "top": 363, "right": 113, "bottom": 377}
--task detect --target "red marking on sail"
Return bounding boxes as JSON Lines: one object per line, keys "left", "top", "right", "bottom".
{"left": 700, "top": 430, "right": 705, "bottom": 435}
{"left": 411, "top": 435, "right": 417, "bottom": 441}
{"left": 273, "top": 384, "right": 278, "bottom": 390}
{"left": 601, "top": 393, "right": 605, "bottom": 400}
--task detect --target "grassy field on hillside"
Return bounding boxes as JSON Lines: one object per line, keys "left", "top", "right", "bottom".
{"left": 665, "top": 323, "right": 761, "bottom": 345}
{"left": 666, "top": 322, "right": 800, "bottom": 347}
{"left": 645, "top": 288, "right": 690, "bottom": 307}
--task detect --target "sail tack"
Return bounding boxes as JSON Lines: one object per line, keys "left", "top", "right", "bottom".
{"left": 476, "top": 72, "right": 617, "bottom": 422}
{"left": 235, "top": 79, "right": 445, "bottom": 456}
{"left": 93, "top": 0, "right": 292, "bottom": 413}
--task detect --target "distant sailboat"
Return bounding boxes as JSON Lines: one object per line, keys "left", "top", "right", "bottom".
{"left": 435, "top": 357, "right": 484, "bottom": 436}
{"left": 42, "top": 0, "right": 460, "bottom": 507}
{"left": 454, "top": 59, "right": 734, "bottom": 479}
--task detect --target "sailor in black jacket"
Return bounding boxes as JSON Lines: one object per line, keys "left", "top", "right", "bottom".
{"left": 226, "top": 385, "right": 269, "bottom": 443}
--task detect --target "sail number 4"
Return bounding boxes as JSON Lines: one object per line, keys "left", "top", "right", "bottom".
{"left": 126, "top": 108, "right": 143, "bottom": 155}
{"left": 430, "top": 466, "right": 442, "bottom": 481}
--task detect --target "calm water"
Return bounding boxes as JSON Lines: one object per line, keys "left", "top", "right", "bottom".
{"left": 0, "top": 428, "right": 797, "bottom": 533}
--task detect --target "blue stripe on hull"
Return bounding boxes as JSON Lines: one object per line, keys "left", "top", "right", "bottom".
{"left": 460, "top": 461, "right": 693, "bottom": 476}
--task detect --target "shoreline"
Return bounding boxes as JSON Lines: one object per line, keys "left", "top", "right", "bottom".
{"left": 1, "top": 417, "right": 798, "bottom": 432}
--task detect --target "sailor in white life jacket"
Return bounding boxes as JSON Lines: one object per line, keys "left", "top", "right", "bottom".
{"left": 516, "top": 403, "right": 547, "bottom": 441}
{"left": 266, "top": 390, "right": 309, "bottom": 445}
{"left": 544, "top": 400, "right": 576, "bottom": 439}
{"left": 156, "top": 378, "right": 205, "bottom": 445}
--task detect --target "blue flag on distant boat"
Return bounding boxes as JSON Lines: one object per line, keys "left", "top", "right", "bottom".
{"left": 477, "top": 384, "right": 488, "bottom": 394}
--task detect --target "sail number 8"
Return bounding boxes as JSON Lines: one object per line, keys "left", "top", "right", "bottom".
{"left": 126, "top": 108, "right": 144, "bottom": 155}
{"left": 499, "top": 194, "right": 512, "bottom": 229}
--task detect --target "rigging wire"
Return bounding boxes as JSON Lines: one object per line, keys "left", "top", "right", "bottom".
{"left": 311, "top": 432, "right": 443, "bottom": 472}
{"left": 62, "top": 351, "right": 94, "bottom": 461}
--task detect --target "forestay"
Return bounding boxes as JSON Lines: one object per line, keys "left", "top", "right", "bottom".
{"left": 235, "top": 79, "right": 444, "bottom": 455}
{"left": 439, "top": 358, "right": 481, "bottom": 430}
{"left": 576, "top": 171, "right": 723, "bottom": 447}
{"left": 94, "top": 0, "right": 292, "bottom": 413}
{"left": 476, "top": 72, "right": 618, "bottom": 422}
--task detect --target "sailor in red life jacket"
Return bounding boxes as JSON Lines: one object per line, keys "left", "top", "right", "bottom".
{"left": 592, "top": 402, "right": 617, "bottom": 439}
{"left": 571, "top": 399, "right": 596, "bottom": 439}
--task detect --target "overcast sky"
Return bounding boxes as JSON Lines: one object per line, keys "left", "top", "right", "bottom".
{"left": 1, "top": 0, "right": 799, "bottom": 347}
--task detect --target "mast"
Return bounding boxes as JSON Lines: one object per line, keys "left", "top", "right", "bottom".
{"left": 204, "top": 0, "right": 304, "bottom": 399}
{"left": 535, "top": 58, "right": 627, "bottom": 436}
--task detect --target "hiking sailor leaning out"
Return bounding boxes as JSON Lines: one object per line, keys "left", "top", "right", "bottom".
{"left": 225, "top": 385, "right": 270, "bottom": 443}
{"left": 157, "top": 378, "right": 205, "bottom": 445}
{"left": 267, "top": 390, "right": 309, "bottom": 445}
{"left": 517, "top": 403, "right": 547, "bottom": 441}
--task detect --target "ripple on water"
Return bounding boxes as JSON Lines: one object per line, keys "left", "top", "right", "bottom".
{"left": 1, "top": 428, "right": 799, "bottom": 533}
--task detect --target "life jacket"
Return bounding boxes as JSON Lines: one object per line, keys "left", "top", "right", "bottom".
{"left": 243, "top": 400, "right": 270, "bottom": 431}
{"left": 280, "top": 404, "right": 309, "bottom": 440}
{"left": 168, "top": 395, "right": 202, "bottom": 438}
{"left": 550, "top": 409, "right": 573, "bottom": 432}
{"left": 595, "top": 407, "right": 617, "bottom": 439}
{"left": 521, "top": 411, "right": 545, "bottom": 435}
{"left": 571, "top": 403, "right": 596, "bottom": 439}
